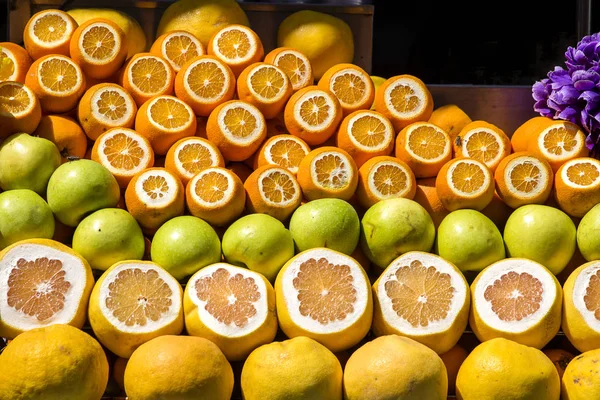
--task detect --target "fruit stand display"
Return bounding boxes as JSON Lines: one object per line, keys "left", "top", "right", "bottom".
{"left": 2, "top": 1, "right": 600, "bottom": 400}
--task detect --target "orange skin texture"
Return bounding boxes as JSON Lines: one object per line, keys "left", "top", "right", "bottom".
{"left": 244, "top": 165, "right": 302, "bottom": 222}
{"left": 440, "top": 344, "right": 469, "bottom": 394}
{"left": 435, "top": 158, "right": 495, "bottom": 211}
{"left": 543, "top": 349, "right": 574, "bottom": 380}
{"left": 35, "top": 115, "right": 87, "bottom": 162}
{"left": 227, "top": 162, "right": 253, "bottom": 183}
{"left": 554, "top": 157, "right": 600, "bottom": 218}
{"left": 174, "top": 55, "right": 236, "bottom": 117}
{"left": 0, "top": 83, "right": 41, "bottom": 137}
{"left": 413, "top": 177, "right": 449, "bottom": 228}
{"left": 119, "top": 53, "right": 175, "bottom": 107}
{"left": 511, "top": 116, "right": 553, "bottom": 153}
{"left": 317, "top": 63, "right": 375, "bottom": 117}
{"left": 207, "top": 24, "right": 264, "bottom": 77}
{"left": 454, "top": 120, "right": 511, "bottom": 174}
{"left": 427, "top": 104, "right": 472, "bottom": 141}
{"left": 150, "top": 31, "right": 205, "bottom": 73}
{"left": 237, "top": 62, "right": 293, "bottom": 119}
{"left": 355, "top": 155, "right": 416, "bottom": 209}
{"left": 480, "top": 192, "right": 513, "bottom": 232}
{"left": 23, "top": 10, "right": 77, "bottom": 60}
{"left": 264, "top": 47, "right": 314, "bottom": 91}
{"left": 69, "top": 18, "right": 128, "bottom": 80}
{"left": 395, "top": 122, "right": 452, "bottom": 178}
{"left": 0, "top": 42, "right": 32, "bottom": 83}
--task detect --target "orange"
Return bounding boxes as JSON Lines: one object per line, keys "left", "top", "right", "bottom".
{"left": 237, "top": 62, "right": 293, "bottom": 119}
{"left": 481, "top": 192, "right": 513, "bottom": 231}
{"left": 336, "top": 110, "right": 395, "bottom": 168}
{"left": 511, "top": 116, "right": 553, "bottom": 153}
{"left": 494, "top": 152, "right": 554, "bottom": 209}
{"left": 428, "top": 104, "right": 472, "bottom": 141}
{"left": 165, "top": 136, "right": 225, "bottom": 185}
{"left": 120, "top": 53, "right": 175, "bottom": 107}
{"left": 543, "top": 349, "right": 574, "bottom": 380}
{"left": 34, "top": 115, "right": 87, "bottom": 162}
{"left": 227, "top": 162, "right": 253, "bottom": 183}
{"left": 413, "top": 177, "right": 449, "bottom": 228}
{"left": 0, "top": 81, "right": 41, "bottom": 137}
{"left": 244, "top": 165, "right": 303, "bottom": 222}
{"left": 317, "top": 63, "right": 374, "bottom": 116}
{"left": 23, "top": 10, "right": 77, "bottom": 60}
{"left": 374, "top": 75, "right": 434, "bottom": 131}
{"left": 150, "top": 30, "right": 204, "bottom": 73}
{"left": 555, "top": 157, "right": 600, "bottom": 218}
{"left": 207, "top": 24, "right": 264, "bottom": 77}
{"left": 0, "top": 42, "right": 32, "bottom": 83}
{"left": 195, "top": 116, "right": 208, "bottom": 138}
{"left": 264, "top": 47, "right": 313, "bottom": 91}
{"left": 135, "top": 95, "right": 197, "bottom": 155}
{"left": 296, "top": 146, "right": 358, "bottom": 201}
{"left": 125, "top": 167, "right": 185, "bottom": 234}
{"left": 77, "top": 83, "right": 137, "bottom": 140}
{"left": 25, "top": 54, "right": 86, "bottom": 113}
{"left": 436, "top": 158, "right": 495, "bottom": 211}
{"left": 185, "top": 166, "right": 245, "bottom": 227}
{"left": 356, "top": 156, "right": 416, "bottom": 209}
{"left": 255, "top": 134, "right": 310, "bottom": 175}
{"left": 440, "top": 345, "right": 469, "bottom": 395}
{"left": 69, "top": 18, "right": 128, "bottom": 79}
{"left": 284, "top": 85, "right": 343, "bottom": 146}
{"left": 266, "top": 115, "right": 288, "bottom": 137}
{"left": 206, "top": 100, "right": 267, "bottom": 162}
{"left": 395, "top": 121, "right": 452, "bottom": 178}
{"left": 527, "top": 120, "right": 589, "bottom": 172}
{"left": 174, "top": 55, "right": 236, "bottom": 117}
{"left": 454, "top": 120, "right": 511, "bottom": 173}
{"left": 91, "top": 128, "right": 155, "bottom": 188}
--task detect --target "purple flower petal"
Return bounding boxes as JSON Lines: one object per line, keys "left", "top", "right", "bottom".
{"left": 558, "top": 106, "right": 579, "bottom": 122}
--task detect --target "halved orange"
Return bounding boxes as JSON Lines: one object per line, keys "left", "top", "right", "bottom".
{"left": 511, "top": 116, "right": 553, "bottom": 153}
{"left": 174, "top": 55, "right": 236, "bottom": 117}
{"left": 318, "top": 63, "right": 375, "bottom": 116}
{"left": 264, "top": 47, "right": 313, "bottom": 91}
{"left": 151, "top": 30, "right": 205, "bottom": 73}
{"left": 374, "top": 75, "right": 434, "bottom": 131}
{"left": 186, "top": 166, "right": 246, "bottom": 227}
{"left": 356, "top": 156, "right": 416, "bottom": 209}
{"left": 69, "top": 18, "right": 128, "bottom": 80}
{"left": 435, "top": 158, "right": 495, "bottom": 211}
{"left": 0, "top": 81, "right": 41, "bottom": 137}
{"left": 494, "top": 152, "right": 554, "bottom": 209}
{"left": 527, "top": 121, "right": 589, "bottom": 172}
{"left": 120, "top": 53, "right": 175, "bottom": 107}
{"left": 206, "top": 100, "right": 267, "bottom": 162}
{"left": 336, "top": 110, "right": 395, "bottom": 168}
{"left": 165, "top": 136, "right": 225, "bottom": 185}
{"left": 35, "top": 115, "right": 87, "bottom": 162}
{"left": 395, "top": 121, "right": 452, "bottom": 178}
{"left": 454, "top": 121, "right": 512, "bottom": 173}
{"left": 135, "top": 95, "right": 197, "bottom": 155}
{"left": 237, "top": 62, "right": 293, "bottom": 119}
{"left": 244, "top": 165, "right": 303, "bottom": 222}
{"left": 25, "top": 54, "right": 86, "bottom": 113}
{"left": 23, "top": 10, "right": 77, "bottom": 60}
{"left": 284, "top": 86, "right": 343, "bottom": 146}
{"left": 207, "top": 24, "right": 264, "bottom": 77}
{"left": 555, "top": 157, "right": 600, "bottom": 218}
{"left": 255, "top": 134, "right": 310, "bottom": 175}
{"left": 0, "top": 42, "right": 32, "bottom": 83}
{"left": 296, "top": 146, "right": 359, "bottom": 201}
{"left": 92, "top": 128, "right": 155, "bottom": 188}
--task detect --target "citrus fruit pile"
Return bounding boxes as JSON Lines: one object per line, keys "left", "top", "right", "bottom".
{"left": 2, "top": 2, "right": 600, "bottom": 400}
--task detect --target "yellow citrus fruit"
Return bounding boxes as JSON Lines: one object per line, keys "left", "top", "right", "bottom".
{"left": 0, "top": 81, "right": 41, "bottom": 137}
{"left": 395, "top": 121, "right": 452, "bottom": 178}
{"left": 372, "top": 252, "right": 470, "bottom": 354}
{"left": 318, "top": 63, "right": 374, "bottom": 117}
{"left": 511, "top": 116, "right": 553, "bottom": 153}
{"left": 562, "top": 348, "right": 600, "bottom": 399}
{"left": 454, "top": 120, "right": 512, "bottom": 173}
{"left": 184, "top": 262, "right": 278, "bottom": 360}
{"left": 241, "top": 336, "right": 343, "bottom": 400}
{"left": 369, "top": 75, "right": 386, "bottom": 110}
{"left": 278, "top": 10, "right": 354, "bottom": 79}
{"left": 264, "top": 47, "right": 313, "bottom": 92}
{"left": 435, "top": 158, "right": 495, "bottom": 211}
{"left": 344, "top": 335, "right": 448, "bottom": 400}
{"left": 428, "top": 104, "right": 472, "bottom": 141}
{"left": 237, "top": 62, "right": 293, "bottom": 119}
{"left": 165, "top": 136, "right": 225, "bottom": 185}
{"left": 554, "top": 157, "right": 600, "bottom": 218}
{"left": 35, "top": 115, "right": 87, "bottom": 162}
{"left": 275, "top": 248, "right": 373, "bottom": 352}
{"left": 120, "top": 53, "right": 175, "bottom": 107}
{"left": 23, "top": 10, "right": 77, "bottom": 60}
{"left": 89, "top": 260, "right": 184, "bottom": 358}
{"left": 207, "top": 24, "right": 264, "bottom": 77}
{"left": 255, "top": 134, "right": 310, "bottom": 175}
{"left": 0, "top": 42, "right": 32, "bottom": 83}
{"left": 356, "top": 155, "right": 416, "bottom": 209}
{"left": 151, "top": 30, "right": 205, "bottom": 73}
{"left": 527, "top": 120, "right": 588, "bottom": 172}
{"left": 470, "top": 258, "right": 562, "bottom": 349}
{"left": 0, "top": 324, "right": 109, "bottom": 400}
{"left": 0, "top": 238, "right": 94, "bottom": 339}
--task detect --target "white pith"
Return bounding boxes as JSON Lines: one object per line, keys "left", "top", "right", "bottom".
{"left": 329, "top": 68, "right": 372, "bottom": 107}
{"left": 561, "top": 158, "right": 600, "bottom": 189}
{"left": 474, "top": 258, "right": 557, "bottom": 333}
{"left": 183, "top": 58, "right": 229, "bottom": 103}
{"left": 504, "top": 156, "right": 550, "bottom": 198}
{"left": 447, "top": 159, "right": 491, "bottom": 198}
{"left": 212, "top": 26, "right": 257, "bottom": 63}
{"left": 162, "top": 32, "right": 203, "bottom": 71}
{"left": 538, "top": 123, "right": 584, "bottom": 161}
{"left": 367, "top": 160, "right": 411, "bottom": 199}
{"left": 383, "top": 77, "right": 427, "bottom": 118}
{"left": 97, "top": 128, "right": 151, "bottom": 176}
{"left": 280, "top": 249, "right": 369, "bottom": 334}
{"left": 134, "top": 169, "right": 180, "bottom": 207}
{"left": 0, "top": 82, "right": 35, "bottom": 117}
{"left": 461, "top": 128, "right": 506, "bottom": 166}
{"left": 146, "top": 96, "right": 193, "bottom": 132}
{"left": 274, "top": 50, "right": 311, "bottom": 89}
{"left": 186, "top": 263, "right": 269, "bottom": 337}
{"left": 405, "top": 122, "right": 450, "bottom": 162}
{"left": 90, "top": 85, "right": 135, "bottom": 126}
{"left": 309, "top": 150, "right": 355, "bottom": 192}
{"left": 573, "top": 261, "right": 600, "bottom": 332}
{"left": 2, "top": 48, "right": 18, "bottom": 81}
{"left": 174, "top": 138, "right": 221, "bottom": 180}
{"left": 217, "top": 101, "right": 264, "bottom": 144}
{"left": 258, "top": 167, "right": 300, "bottom": 207}
{"left": 377, "top": 252, "right": 467, "bottom": 335}
{"left": 347, "top": 111, "right": 394, "bottom": 152}
{"left": 293, "top": 90, "right": 336, "bottom": 132}
{"left": 37, "top": 56, "right": 82, "bottom": 95}
{"left": 98, "top": 262, "right": 182, "bottom": 334}
{"left": 263, "top": 136, "right": 310, "bottom": 174}
{"left": 78, "top": 22, "right": 120, "bottom": 63}
{"left": 247, "top": 64, "right": 289, "bottom": 103}
{"left": 189, "top": 167, "right": 234, "bottom": 208}
{"left": 0, "top": 244, "right": 89, "bottom": 331}
{"left": 128, "top": 56, "right": 172, "bottom": 95}
{"left": 28, "top": 11, "right": 75, "bottom": 47}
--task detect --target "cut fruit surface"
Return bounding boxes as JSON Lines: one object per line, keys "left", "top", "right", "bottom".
{"left": 454, "top": 121, "right": 511, "bottom": 173}
{"left": 372, "top": 251, "right": 469, "bottom": 354}
{"left": 396, "top": 122, "right": 452, "bottom": 178}
{"left": 528, "top": 121, "right": 588, "bottom": 172}
{"left": 356, "top": 156, "right": 416, "bottom": 209}
{"left": 318, "top": 63, "right": 374, "bottom": 116}
{"left": 0, "top": 81, "right": 41, "bottom": 136}
{"left": 23, "top": 10, "right": 77, "bottom": 60}
{"left": 264, "top": 47, "right": 313, "bottom": 91}
{"left": 0, "top": 42, "right": 32, "bottom": 83}
{"left": 151, "top": 31, "right": 204, "bottom": 73}
{"left": 244, "top": 165, "right": 302, "bottom": 222}
{"left": 256, "top": 134, "right": 310, "bottom": 175}
{"left": 121, "top": 53, "right": 174, "bottom": 107}
{"left": 435, "top": 158, "right": 495, "bottom": 211}
{"left": 165, "top": 136, "right": 225, "bottom": 185}
{"left": 237, "top": 62, "right": 293, "bottom": 119}
{"left": 374, "top": 75, "right": 433, "bottom": 131}
{"left": 555, "top": 157, "right": 600, "bottom": 217}
{"left": 207, "top": 25, "right": 264, "bottom": 77}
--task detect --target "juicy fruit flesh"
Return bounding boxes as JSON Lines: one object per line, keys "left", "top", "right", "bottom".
{"left": 82, "top": 25, "right": 116, "bottom": 60}
{"left": 142, "top": 174, "right": 170, "bottom": 200}
{"left": 351, "top": 115, "right": 387, "bottom": 147}
{"left": 33, "top": 14, "right": 67, "bottom": 43}
{"left": 195, "top": 171, "right": 228, "bottom": 203}
{"left": 217, "top": 29, "right": 251, "bottom": 60}
{"left": 261, "top": 171, "right": 296, "bottom": 203}
{"left": 250, "top": 66, "right": 285, "bottom": 99}
{"left": 332, "top": 71, "right": 366, "bottom": 105}
{"left": 299, "top": 95, "right": 330, "bottom": 126}
{"left": 276, "top": 52, "right": 307, "bottom": 86}
{"left": 465, "top": 130, "right": 500, "bottom": 163}
{"left": 164, "top": 34, "right": 200, "bottom": 69}
{"left": 408, "top": 126, "right": 446, "bottom": 159}
{"left": 268, "top": 138, "right": 306, "bottom": 170}
{"left": 0, "top": 84, "right": 30, "bottom": 114}
{"left": 293, "top": 257, "right": 356, "bottom": 324}
{"left": 566, "top": 162, "right": 600, "bottom": 186}
{"left": 384, "top": 259, "right": 454, "bottom": 327}
{"left": 96, "top": 90, "right": 128, "bottom": 120}
{"left": 130, "top": 58, "right": 168, "bottom": 93}
{"left": 314, "top": 153, "right": 349, "bottom": 188}
{"left": 188, "top": 61, "right": 225, "bottom": 99}
{"left": 390, "top": 83, "right": 420, "bottom": 113}
{"left": 149, "top": 98, "right": 190, "bottom": 129}
{"left": 584, "top": 269, "right": 600, "bottom": 320}
{"left": 0, "top": 50, "right": 15, "bottom": 81}
{"left": 483, "top": 271, "right": 542, "bottom": 322}
{"left": 103, "top": 132, "right": 144, "bottom": 170}
{"left": 451, "top": 162, "right": 486, "bottom": 194}
{"left": 509, "top": 161, "right": 542, "bottom": 193}
{"left": 543, "top": 126, "right": 578, "bottom": 155}
{"left": 7, "top": 257, "right": 70, "bottom": 321}
{"left": 40, "top": 58, "right": 78, "bottom": 92}
{"left": 372, "top": 163, "right": 408, "bottom": 196}
{"left": 106, "top": 267, "right": 173, "bottom": 326}
{"left": 178, "top": 143, "right": 213, "bottom": 174}
{"left": 223, "top": 107, "right": 257, "bottom": 138}
{"left": 195, "top": 267, "right": 260, "bottom": 327}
